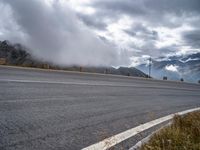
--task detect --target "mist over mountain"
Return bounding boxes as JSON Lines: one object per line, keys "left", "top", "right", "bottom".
{"left": 0, "top": 0, "right": 131, "bottom": 67}
{"left": 1, "top": 40, "right": 199, "bottom": 83}
{"left": 1, "top": 0, "right": 200, "bottom": 68}
{"left": 136, "top": 54, "right": 200, "bottom": 83}
{"left": 0, "top": 40, "right": 148, "bottom": 78}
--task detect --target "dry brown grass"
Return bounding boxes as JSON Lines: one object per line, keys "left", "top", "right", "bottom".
{"left": 141, "top": 111, "right": 200, "bottom": 150}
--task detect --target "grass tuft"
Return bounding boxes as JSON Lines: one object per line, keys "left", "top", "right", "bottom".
{"left": 140, "top": 111, "right": 200, "bottom": 150}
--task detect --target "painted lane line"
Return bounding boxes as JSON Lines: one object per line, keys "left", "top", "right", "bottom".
{"left": 0, "top": 79, "right": 199, "bottom": 91}
{"left": 82, "top": 107, "right": 200, "bottom": 150}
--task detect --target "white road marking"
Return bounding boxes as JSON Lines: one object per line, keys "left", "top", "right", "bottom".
{"left": 0, "top": 79, "right": 198, "bottom": 91}
{"left": 129, "top": 122, "right": 172, "bottom": 150}
{"left": 0, "top": 79, "right": 96, "bottom": 85}
{"left": 0, "top": 79, "right": 140, "bottom": 87}
{"left": 82, "top": 107, "right": 200, "bottom": 150}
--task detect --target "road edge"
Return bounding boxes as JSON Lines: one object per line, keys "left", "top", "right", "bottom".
{"left": 82, "top": 107, "right": 200, "bottom": 150}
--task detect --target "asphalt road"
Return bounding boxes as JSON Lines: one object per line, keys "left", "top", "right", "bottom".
{"left": 0, "top": 66, "right": 200, "bottom": 150}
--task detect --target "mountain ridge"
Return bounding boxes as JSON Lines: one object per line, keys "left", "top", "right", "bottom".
{"left": 137, "top": 53, "right": 200, "bottom": 83}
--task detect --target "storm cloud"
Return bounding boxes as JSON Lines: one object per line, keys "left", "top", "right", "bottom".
{"left": 0, "top": 0, "right": 200, "bottom": 66}
{"left": 86, "top": 0, "right": 200, "bottom": 59}
{"left": 0, "top": 0, "right": 130, "bottom": 67}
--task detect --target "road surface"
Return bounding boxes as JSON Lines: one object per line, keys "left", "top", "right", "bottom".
{"left": 0, "top": 66, "right": 200, "bottom": 150}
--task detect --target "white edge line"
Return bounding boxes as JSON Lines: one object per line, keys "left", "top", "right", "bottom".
{"left": 82, "top": 107, "right": 200, "bottom": 150}
{"left": 129, "top": 122, "right": 172, "bottom": 150}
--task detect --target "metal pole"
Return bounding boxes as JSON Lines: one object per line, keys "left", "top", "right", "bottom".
{"left": 149, "top": 57, "right": 151, "bottom": 78}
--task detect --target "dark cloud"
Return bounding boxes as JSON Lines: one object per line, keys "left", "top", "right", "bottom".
{"left": 183, "top": 30, "right": 200, "bottom": 48}
{"left": 144, "top": 0, "right": 200, "bottom": 14}
{"left": 124, "top": 24, "right": 158, "bottom": 40}
{"left": 124, "top": 30, "right": 136, "bottom": 37}
{"left": 86, "top": 0, "right": 200, "bottom": 59}
{"left": 77, "top": 13, "right": 107, "bottom": 30}
{"left": 92, "top": 0, "right": 200, "bottom": 17}
{"left": 92, "top": 0, "right": 146, "bottom": 16}
{"left": 128, "top": 41, "right": 180, "bottom": 59}
{"left": 90, "top": 0, "right": 200, "bottom": 28}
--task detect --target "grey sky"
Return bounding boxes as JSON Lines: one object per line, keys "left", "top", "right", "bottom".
{"left": 0, "top": 0, "right": 200, "bottom": 66}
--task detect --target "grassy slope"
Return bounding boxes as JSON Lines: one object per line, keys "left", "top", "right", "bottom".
{"left": 141, "top": 111, "right": 200, "bottom": 150}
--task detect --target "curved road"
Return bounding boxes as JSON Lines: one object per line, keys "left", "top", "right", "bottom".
{"left": 0, "top": 66, "right": 200, "bottom": 150}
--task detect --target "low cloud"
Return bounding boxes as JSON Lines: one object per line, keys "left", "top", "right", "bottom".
{"left": 0, "top": 0, "right": 130, "bottom": 67}
{"left": 165, "top": 65, "right": 179, "bottom": 72}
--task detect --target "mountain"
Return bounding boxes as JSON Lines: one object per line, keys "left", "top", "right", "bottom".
{"left": 0, "top": 40, "right": 42, "bottom": 67}
{"left": 0, "top": 40, "right": 148, "bottom": 78}
{"left": 136, "top": 53, "right": 200, "bottom": 83}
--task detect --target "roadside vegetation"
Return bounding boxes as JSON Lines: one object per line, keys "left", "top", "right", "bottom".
{"left": 141, "top": 111, "right": 200, "bottom": 150}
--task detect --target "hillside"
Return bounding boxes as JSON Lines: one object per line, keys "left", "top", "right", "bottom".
{"left": 0, "top": 40, "right": 148, "bottom": 78}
